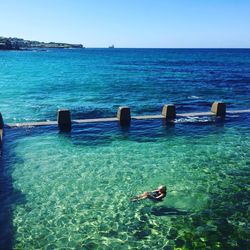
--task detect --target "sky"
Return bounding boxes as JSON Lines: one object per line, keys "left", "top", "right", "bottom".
{"left": 0, "top": 0, "right": 250, "bottom": 48}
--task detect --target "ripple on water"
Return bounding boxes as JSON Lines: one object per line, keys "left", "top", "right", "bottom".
{"left": 1, "top": 119, "right": 249, "bottom": 249}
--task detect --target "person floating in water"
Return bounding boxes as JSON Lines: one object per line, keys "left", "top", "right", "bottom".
{"left": 131, "top": 185, "right": 167, "bottom": 202}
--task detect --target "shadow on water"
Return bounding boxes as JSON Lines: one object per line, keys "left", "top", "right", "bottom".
{"left": 150, "top": 206, "right": 189, "bottom": 216}
{"left": 3, "top": 115, "right": 230, "bottom": 151}
{"left": 0, "top": 129, "right": 27, "bottom": 250}
{"left": 6, "top": 114, "right": 246, "bottom": 151}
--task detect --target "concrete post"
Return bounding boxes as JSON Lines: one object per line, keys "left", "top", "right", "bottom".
{"left": 162, "top": 104, "right": 176, "bottom": 120}
{"left": 117, "top": 107, "right": 131, "bottom": 125}
{"left": 211, "top": 102, "right": 226, "bottom": 116}
{"left": 0, "top": 113, "right": 3, "bottom": 146}
{"left": 57, "top": 109, "right": 71, "bottom": 131}
{"left": 0, "top": 113, "right": 3, "bottom": 130}
{"left": 0, "top": 129, "right": 3, "bottom": 146}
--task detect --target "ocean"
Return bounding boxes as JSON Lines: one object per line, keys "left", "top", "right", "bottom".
{"left": 0, "top": 49, "right": 250, "bottom": 249}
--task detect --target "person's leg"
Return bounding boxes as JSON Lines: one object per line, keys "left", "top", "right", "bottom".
{"left": 131, "top": 192, "right": 149, "bottom": 201}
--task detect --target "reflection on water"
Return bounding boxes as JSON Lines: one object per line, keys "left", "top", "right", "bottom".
{"left": 0, "top": 117, "right": 249, "bottom": 249}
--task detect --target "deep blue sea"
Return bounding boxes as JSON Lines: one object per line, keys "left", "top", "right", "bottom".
{"left": 0, "top": 49, "right": 250, "bottom": 249}
{"left": 0, "top": 49, "right": 250, "bottom": 122}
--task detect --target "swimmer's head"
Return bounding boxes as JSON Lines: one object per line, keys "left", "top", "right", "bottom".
{"left": 158, "top": 185, "right": 167, "bottom": 192}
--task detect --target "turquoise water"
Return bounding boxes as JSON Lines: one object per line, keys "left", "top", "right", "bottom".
{"left": 0, "top": 49, "right": 250, "bottom": 249}
{"left": 0, "top": 49, "right": 250, "bottom": 122}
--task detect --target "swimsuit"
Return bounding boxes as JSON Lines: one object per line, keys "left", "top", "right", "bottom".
{"left": 148, "top": 191, "right": 163, "bottom": 201}
{"left": 150, "top": 191, "right": 161, "bottom": 197}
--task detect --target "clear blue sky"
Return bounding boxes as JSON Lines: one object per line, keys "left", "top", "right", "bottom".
{"left": 0, "top": 0, "right": 250, "bottom": 48}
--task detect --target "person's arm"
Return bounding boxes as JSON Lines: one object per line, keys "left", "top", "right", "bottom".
{"left": 155, "top": 193, "right": 165, "bottom": 200}
{"left": 148, "top": 193, "right": 165, "bottom": 201}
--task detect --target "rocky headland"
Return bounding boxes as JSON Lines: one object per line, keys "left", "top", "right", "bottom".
{"left": 0, "top": 36, "right": 84, "bottom": 50}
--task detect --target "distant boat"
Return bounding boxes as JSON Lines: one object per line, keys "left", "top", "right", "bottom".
{"left": 108, "top": 45, "right": 114, "bottom": 49}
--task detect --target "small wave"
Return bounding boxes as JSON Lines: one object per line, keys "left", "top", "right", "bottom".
{"left": 187, "top": 95, "right": 201, "bottom": 99}
{"left": 175, "top": 116, "right": 211, "bottom": 123}
{"left": 227, "top": 114, "right": 240, "bottom": 118}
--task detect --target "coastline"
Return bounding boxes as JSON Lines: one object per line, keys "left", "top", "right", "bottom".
{"left": 0, "top": 36, "right": 84, "bottom": 50}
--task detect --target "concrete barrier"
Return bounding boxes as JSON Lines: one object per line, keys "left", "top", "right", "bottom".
{"left": 0, "top": 113, "right": 3, "bottom": 130}
{"left": 0, "top": 113, "right": 3, "bottom": 146}
{"left": 0, "top": 129, "right": 3, "bottom": 146}
{"left": 117, "top": 106, "right": 131, "bottom": 125}
{"left": 211, "top": 102, "right": 226, "bottom": 116}
{"left": 162, "top": 104, "right": 176, "bottom": 120}
{"left": 57, "top": 109, "right": 71, "bottom": 131}
{"left": 5, "top": 104, "right": 250, "bottom": 129}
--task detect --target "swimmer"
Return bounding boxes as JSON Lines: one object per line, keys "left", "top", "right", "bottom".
{"left": 131, "top": 185, "right": 167, "bottom": 202}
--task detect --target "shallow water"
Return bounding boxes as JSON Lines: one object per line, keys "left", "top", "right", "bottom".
{"left": 1, "top": 115, "right": 249, "bottom": 249}
{"left": 0, "top": 49, "right": 250, "bottom": 249}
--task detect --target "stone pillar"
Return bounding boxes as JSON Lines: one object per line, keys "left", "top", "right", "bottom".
{"left": 211, "top": 102, "right": 226, "bottom": 116}
{"left": 0, "top": 113, "right": 3, "bottom": 146}
{"left": 57, "top": 109, "right": 72, "bottom": 131}
{"left": 162, "top": 104, "right": 176, "bottom": 120}
{"left": 117, "top": 107, "right": 131, "bottom": 125}
{"left": 0, "top": 113, "right": 3, "bottom": 130}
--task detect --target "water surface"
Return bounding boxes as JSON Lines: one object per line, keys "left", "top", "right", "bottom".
{"left": 0, "top": 49, "right": 249, "bottom": 249}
